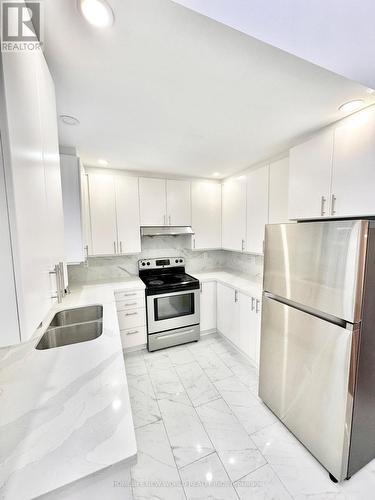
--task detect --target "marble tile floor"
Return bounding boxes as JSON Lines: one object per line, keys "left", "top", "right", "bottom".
{"left": 119, "top": 333, "right": 375, "bottom": 500}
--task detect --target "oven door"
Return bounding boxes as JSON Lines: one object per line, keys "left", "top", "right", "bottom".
{"left": 146, "top": 289, "right": 200, "bottom": 334}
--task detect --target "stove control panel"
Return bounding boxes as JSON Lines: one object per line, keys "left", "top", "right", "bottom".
{"left": 138, "top": 257, "right": 184, "bottom": 270}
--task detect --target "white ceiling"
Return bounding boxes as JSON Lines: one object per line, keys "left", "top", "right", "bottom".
{"left": 44, "top": 0, "right": 375, "bottom": 178}
{"left": 172, "top": 0, "right": 375, "bottom": 90}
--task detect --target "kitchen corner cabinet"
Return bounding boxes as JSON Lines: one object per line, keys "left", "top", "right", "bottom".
{"left": 199, "top": 281, "right": 217, "bottom": 332}
{"left": 269, "top": 157, "right": 289, "bottom": 224}
{"left": 217, "top": 283, "right": 262, "bottom": 367}
{"left": 288, "top": 129, "right": 333, "bottom": 220}
{"left": 191, "top": 181, "right": 221, "bottom": 249}
{"left": 88, "top": 173, "right": 141, "bottom": 256}
{"left": 139, "top": 177, "right": 191, "bottom": 226}
{"left": 222, "top": 176, "right": 247, "bottom": 252}
{"left": 246, "top": 165, "right": 269, "bottom": 254}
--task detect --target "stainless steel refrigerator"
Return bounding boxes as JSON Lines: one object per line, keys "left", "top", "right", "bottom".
{"left": 259, "top": 219, "right": 375, "bottom": 482}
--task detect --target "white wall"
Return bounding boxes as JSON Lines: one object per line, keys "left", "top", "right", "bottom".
{"left": 173, "top": 0, "right": 375, "bottom": 89}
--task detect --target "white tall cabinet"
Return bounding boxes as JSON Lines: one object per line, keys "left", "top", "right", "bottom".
{"left": 246, "top": 165, "right": 269, "bottom": 254}
{"left": 1, "top": 50, "right": 65, "bottom": 344}
{"left": 191, "top": 181, "right": 221, "bottom": 249}
{"left": 222, "top": 176, "right": 247, "bottom": 252}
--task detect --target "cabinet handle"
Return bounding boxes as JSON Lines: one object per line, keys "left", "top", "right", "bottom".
{"left": 126, "top": 330, "right": 139, "bottom": 335}
{"left": 193, "top": 238, "right": 196, "bottom": 250}
{"left": 234, "top": 290, "right": 238, "bottom": 302}
{"left": 200, "top": 282, "right": 202, "bottom": 293}
{"left": 84, "top": 245, "right": 89, "bottom": 259}
{"left": 120, "top": 241, "right": 123, "bottom": 253}
{"left": 163, "top": 214, "right": 166, "bottom": 225}
{"left": 125, "top": 302, "right": 137, "bottom": 307}
{"left": 123, "top": 293, "right": 137, "bottom": 297}
{"left": 241, "top": 239, "right": 245, "bottom": 252}
{"left": 331, "top": 194, "right": 337, "bottom": 215}
{"left": 113, "top": 241, "right": 117, "bottom": 254}
{"left": 125, "top": 312, "right": 137, "bottom": 316}
{"left": 255, "top": 299, "right": 260, "bottom": 314}
{"left": 251, "top": 297, "right": 255, "bottom": 311}
{"left": 168, "top": 215, "right": 171, "bottom": 225}
{"left": 320, "top": 196, "right": 327, "bottom": 216}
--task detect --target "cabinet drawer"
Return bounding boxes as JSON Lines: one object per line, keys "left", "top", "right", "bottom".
{"left": 115, "top": 289, "right": 144, "bottom": 302}
{"left": 121, "top": 326, "right": 147, "bottom": 349}
{"left": 117, "top": 308, "right": 146, "bottom": 330}
{"left": 116, "top": 294, "right": 145, "bottom": 311}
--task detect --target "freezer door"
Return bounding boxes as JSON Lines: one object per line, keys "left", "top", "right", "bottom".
{"left": 264, "top": 220, "right": 368, "bottom": 323}
{"left": 259, "top": 295, "right": 358, "bottom": 481}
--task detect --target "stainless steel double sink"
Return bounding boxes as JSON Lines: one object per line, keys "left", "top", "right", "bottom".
{"left": 36, "top": 305, "right": 103, "bottom": 350}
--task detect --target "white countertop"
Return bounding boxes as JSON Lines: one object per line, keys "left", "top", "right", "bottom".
{"left": 0, "top": 270, "right": 260, "bottom": 499}
{"left": 194, "top": 270, "right": 263, "bottom": 297}
{"left": 0, "top": 278, "right": 145, "bottom": 500}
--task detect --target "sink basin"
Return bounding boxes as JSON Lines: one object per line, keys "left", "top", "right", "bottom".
{"left": 36, "top": 321, "right": 103, "bottom": 350}
{"left": 48, "top": 305, "right": 103, "bottom": 328}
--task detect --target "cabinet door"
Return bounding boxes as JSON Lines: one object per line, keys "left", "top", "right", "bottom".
{"left": 269, "top": 157, "right": 289, "bottom": 224}
{"left": 166, "top": 179, "right": 191, "bottom": 226}
{"left": 253, "top": 297, "right": 262, "bottom": 367}
{"left": 3, "top": 51, "right": 51, "bottom": 341}
{"left": 289, "top": 130, "right": 333, "bottom": 220}
{"left": 332, "top": 106, "right": 375, "bottom": 217}
{"left": 222, "top": 176, "right": 247, "bottom": 252}
{"left": 239, "top": 293, "right": 253, "bottom": 357}
{"left": 191, "top": 181, "right": 221, "bottom": 249}
{"left": 139, "top": 177, "right": 166, "bottom": 226}
{"left": 60, "top": 154, "right": 84, "bottom": 264}
{"left": 200, "top": 281, "right": 217, "bottom": 332}
{"left": 217, "top": 283, "right": 238, "bottom": 344}
{"left": 115, "top": 175, "right": 141, "bottom": 254}
{"left": 88, "top": 174, "right": 117, "bottom": 255}
{"left": 246, "top": 165, "right": 269, "bottom": 254}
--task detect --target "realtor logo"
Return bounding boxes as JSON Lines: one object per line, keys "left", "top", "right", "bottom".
{"left": 1, "top": 1, "right": 43, "bottom": 52}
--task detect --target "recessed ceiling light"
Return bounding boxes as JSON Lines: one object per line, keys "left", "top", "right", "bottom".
{"left": 366, "top": 88, "right": 375, "bottom": 94}
{"left": 78, "top": 0, "right": 114, "bottom": 28}
{"left": 212, "top": 172, "right": 221, "bottom": 177}
{"left": 339, "top": 99, "right": 364, "bottom": 113}
{"left": 98, "top": 158, "right": 109, "bottom": 166}
{"left": 60, "top": 114, "right": 80, "bottom": 126}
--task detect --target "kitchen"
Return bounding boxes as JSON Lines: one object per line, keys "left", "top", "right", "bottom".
{"left": 1, "top": 0, "right": 375, "bottom": 499}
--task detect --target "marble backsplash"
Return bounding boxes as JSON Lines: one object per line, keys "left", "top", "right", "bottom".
{"left": 68, "top": 235, "right": 263, "bottom": 284}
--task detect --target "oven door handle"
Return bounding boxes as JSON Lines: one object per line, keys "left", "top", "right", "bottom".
{"left": 156, "top": 329, "right": 197, "bottom": 340}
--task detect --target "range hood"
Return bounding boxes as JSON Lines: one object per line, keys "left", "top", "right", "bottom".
{"left": 141, "top": 226, "right": 194, "bottom": 237}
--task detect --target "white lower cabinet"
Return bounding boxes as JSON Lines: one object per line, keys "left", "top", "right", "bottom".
{"left": 115, "top": 289, "right": 146, "bottom": 349}
{"left": 199, "top": 281, "right": 217, "bottom": 332}
{"left": 217, "top": 282, "right": 262, "bottom": 367}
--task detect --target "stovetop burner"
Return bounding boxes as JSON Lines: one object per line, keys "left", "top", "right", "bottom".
{"left": 138, "top": 257, "right": 200, "bottom": 295}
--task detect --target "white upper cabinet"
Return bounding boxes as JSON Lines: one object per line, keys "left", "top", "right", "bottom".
{"left": 332, "top": 106, "right": 375, "bottom": 217}
{"left": 88, "top": 174, "right": 117, "bottom": 255}
{"left": 191, "top": 181, "right": 221, "bottom": 249}
{"left": 60, "top": 154, "right": 85, "bottom": 264}
{"left": 139, "top": 177, "right": 167, "bottom": 226}
{"left": 246, "top": 165, "right": 269, "bottom": 254}
{"left": 166, "top": 179, "right": 191, "bottom": 226}
{"left": 289, "top": 129, "right": 334, "bottom": 220}
{"left": 222, "top": 176, "right": 247, "bottom": 252}
{"left": 115, "top": 175, "right": 141, "bottom": 254}
{"left": 269, "top": 157, "right": 290, "bottom": 224}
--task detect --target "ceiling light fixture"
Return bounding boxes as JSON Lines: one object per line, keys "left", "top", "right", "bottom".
{"left": 212, "top": 172, "right": 221, "bottom": 177}
{"left": 60, "top": 114, "right": 80, "bottom": 126}
{"left": 98, "top": 158, "right": 109, "bottom": 166}
{"left": 339, "top": 99, "right": 364, "bottom": 113}
{"left": 366, "top": 88, "right": 375, "bottom": 94}
{"left": 78, "top": 0, "right": 114, "bottom": 28}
